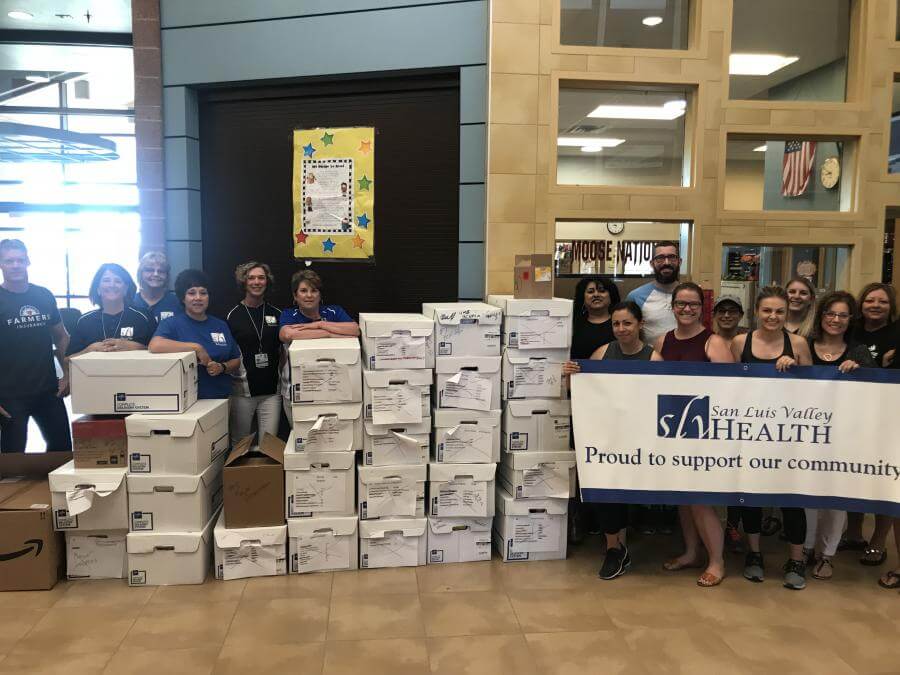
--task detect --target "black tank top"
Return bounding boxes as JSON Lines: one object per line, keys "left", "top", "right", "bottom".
{"left": 741, "top": 330, "right": 794, "bottom": 364}
{"left": 602, "top": 341, "right": 654, "bottom": 361}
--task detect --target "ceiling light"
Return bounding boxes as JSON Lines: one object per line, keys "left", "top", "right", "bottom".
{"left": 580, "top": 146, "right": 604, "bottom": 153}
{"left": 753, "top": 145, "right": 767, "bottom": 152}
{"left": 587, "top": 99, "right": 687, "bottom": 121}
{"left": 25, "top": 75, "right": 50, "bottom": 84}
{"left": 642, "top": 16, "right": 663, "bottom": 26}
{"left": 729, "top": 54, "right": 798, "bottom": 76}
{"left": 557, "top": 137, "right": 626, "bottom": 148}
{"left": 7, "top": 10, "right": 33, "bottom": 20}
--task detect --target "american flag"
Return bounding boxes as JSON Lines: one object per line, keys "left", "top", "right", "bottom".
{"left": 782, "top": 140, "right": 817, "bottom": 197}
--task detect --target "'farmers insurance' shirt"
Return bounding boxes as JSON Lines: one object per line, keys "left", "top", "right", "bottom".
{"left": 132, "top": 290, "right": 182, "bottom": 325}
{"left": 226, "top": 302, "right": 282, "bottom": 397}
{"left": 0, "top": 284, "right": 61, "bottom": 399}
{"left": 66, "top": 307, "right": 154, "bottom": 356}
{"left": 154, "top": 313, "right": 241, "bottom": 399}
{"left": 626, "top": 282, "right": 677, "bottom": 346}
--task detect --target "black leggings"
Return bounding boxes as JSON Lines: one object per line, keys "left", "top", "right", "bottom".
{"left": 741, "top": 506, "right": 806, "bottom": 546}
{"left": 596, "top": 503, "right": 629, "bottom": 536}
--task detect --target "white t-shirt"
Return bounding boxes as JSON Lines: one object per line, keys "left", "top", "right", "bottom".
{"left": 626, "top": 282, "right": 676, "bottom": 345}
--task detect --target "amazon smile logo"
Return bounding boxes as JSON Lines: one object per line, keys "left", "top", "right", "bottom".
{"left": 0, "top": 538, "right": 43, "bottom": 562}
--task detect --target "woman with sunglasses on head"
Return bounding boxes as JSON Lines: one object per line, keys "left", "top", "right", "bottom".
{"left": 730, "top": 286, "right": 813, "bottom": 590}
{"left": 653, "top": 282, "right": 733, "bottom": 587}
{"left": 784, "top": 277, "right": 817, "bottom": 338}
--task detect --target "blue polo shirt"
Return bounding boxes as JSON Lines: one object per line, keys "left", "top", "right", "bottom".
{"left": 132, "top": 290, "right": 182, "bottom": 325}
{"left": 154, "top": 313, "right": 241, "bottom": 399}
{"left": 278, "top": 305, "right": 354, "bottom": 326}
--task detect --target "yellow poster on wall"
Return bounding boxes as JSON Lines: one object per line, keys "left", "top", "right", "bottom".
{"left": 292, "top": 126, "right": 374, "bottom": 260}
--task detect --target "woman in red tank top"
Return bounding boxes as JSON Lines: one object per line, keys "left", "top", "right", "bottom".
{"left": 654, "top": 283, "right": 733, "bottom": 587}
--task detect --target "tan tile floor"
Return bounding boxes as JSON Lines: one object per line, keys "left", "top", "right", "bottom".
{"left": 0, "top": 531, "right": 897, "bottom": 675}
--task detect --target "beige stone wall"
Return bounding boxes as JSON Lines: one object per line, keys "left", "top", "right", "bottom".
{"left": 486, "top": 0, "right": 900, "bottom": 296}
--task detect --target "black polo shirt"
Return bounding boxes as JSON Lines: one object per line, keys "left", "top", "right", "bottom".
{"left": 66, "top": 307, "right": 155, "bottom": 356}
{"left": 226, "top": 302, "right": 282, "bottom": 396}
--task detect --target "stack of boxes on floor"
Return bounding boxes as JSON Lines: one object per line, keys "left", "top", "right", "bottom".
{"left": 357, "top": 314, "right": 434, "bottom": 568}
{"left": 486, "top": 295, "right": 575, "bottom": 562}
{"left": 422, "top": 302, "right": 502, "bottom": 564}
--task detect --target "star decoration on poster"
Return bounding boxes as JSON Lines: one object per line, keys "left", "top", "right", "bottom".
{"left": 295, "top": 231, "right": 309, "bottom": 245}
{"left": 358, "top": 139, "right": 372, "bottom": 155}
{"left": 321, "top": 131, "right": 334, "bottom": 146}
{"left": 357, "top": 213, "right": 370, "bottom": 229}
{"left": 358, "top": 175, "right": 372, "bottom": 191}
{"left": 322, "top": 238, "right": 336, "bottom": 253}
{"left": 303, "top": 143, "right": 316, "bottom": 157}
{"left": 352, "top": 233, "right": 365, "bottom": 249}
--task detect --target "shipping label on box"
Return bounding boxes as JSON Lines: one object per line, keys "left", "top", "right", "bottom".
{"left": 358, "top": 464, "right": 426, "bottom": 520}
{"left": 502, "top": 399, "right": 571, "bottom": 453}
{"left": 433, "top": 409, "right": 501, "bottom": 464}
{"left": 363, "top": 369, "right": 431, "bottom": 425}
{"left": 363, "top": 420, "right": 430, "bottom": 466}
{"left": 72, "top": 416, "right": 127, "bottom": 469}
{"left": 486, "top": 296, "right": 573, "bottom": 350}
{"left": 502, "top": 349, "right": 567, "bottom": 400}
{"left": 428, "top": 463, "right": 495, "bottom": 518}
{"left": 289, "top": 338, "right": 362, "bottom": 404}
{"left": 434, "top": 356, "right": 501, "bottom": 412}
{"left": 214, "top": 512, "right": 287, "bottom": 581}
{"left": 66, "top": 531, "right": 127, "bottom": 579}
{"left": 422, "top": 302, "right": 502, "bottom": 357}
{"left": 359, "top": 517, "right": 426, "bottom": 569}
{"left": 359, "top": 313, "right": 435, "bottom": 370}
{"left": 500, "top": 451, "right": 576, "bottom": 500}
{"left": 494, "top": 487, "right": 567, "bottom": 562}
{"left": 291, "top": 402, "right": 362, "bottom": 453}
{"left": 288, "top": 516, "right": 358, "bottom": 574}
{"left": 427, "top": 517, "right": 492, "bottom": 564}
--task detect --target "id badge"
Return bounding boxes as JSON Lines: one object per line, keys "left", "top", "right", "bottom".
{"left": 254, "top": 352, "right": 270, "bottom": 368}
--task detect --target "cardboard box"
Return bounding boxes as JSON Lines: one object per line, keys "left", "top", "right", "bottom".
{"left": 126, "top": 508, "right": 218, "bottom": 586}
{"left": 433, "top": 408, "right": 501, "bottom": 464}
{"left": 287, "top": 515, "right": 359, "bottom": 574}
{"left": 427, "top": 517, "right": 492, "bottom": 564}
{"left": 363, "top": 369, "right": 431, "bottom": 425}
{"left": 359, "top": 313, "right": 435, "bottom": 370}
{"left": 357, "top": 462, "right": 426, "bottom": 520}
{"left": 486, "top": 296, "right": 573, "bottom": 350}
{"left": 513, "top": 254, "right": 554, "bottom": 299}
{"left": 0, "top": 478, "right": 63, "bottom": 591}
{"left": 434, "top": 356, "right": 501, "bottom": 411}
{"left": 428, "top": 463, "right": 496, "bottom": 518}
{"left": 363, "top": 420, "right": 430, "bottom": 466}
{"left": 499, "top": 451, "right": 577, "bottom": 500}
{"left": 125, "top": 399, "right": 229, "bottom": 475}
{"left": 223, "top": 433, "right": 285, "bottom": 528}
{"left": 421, "top": 302, "right": 502, "bottom": 357}
{"left": 127, "top": 457, "right": 224, "bottom": 533}
{"left": 359, "top": 517, "right": 427, "bottom": 569}
{"left": 284, "top": 436, "right": 356, "bottom": 519}
{"left": 72, "top": 416, "right": 127, "bottom": 469}
{"left": 501, "top": 348, "right": 568, "bottom": 400}
{"left": 494, "top": 486, "right": 567, "bottom": 562}
{"left": 213, "top": 510, "right": 287, "bottom": 581}
{"left": 288, "top": 337, "right": 362, "bottom": 404}
{"left": 65, "top": 530, "right": 127, "bottom": 579}
{"left": 290, "top": 402, "right": 363, "bottom": 453}
{"left": 70, "top": 351, "right": 198, "bottom": 415}
{"left": 502, "top": 399, "right": 571, "bottom": 454}
{"left": 48, "top": 462, "right": 128, "bottom": 531}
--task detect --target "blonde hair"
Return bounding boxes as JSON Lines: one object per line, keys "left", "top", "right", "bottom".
{"left": 137, "top": 251, "right": 170, "bottom": 284}
{"left": 235, "top": 261, "right": 275, "bottom": 291}
{"left": 785, "top": 277, "right": 817, "bottom": 338}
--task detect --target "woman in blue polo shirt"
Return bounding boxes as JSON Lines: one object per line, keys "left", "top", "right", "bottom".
{"left": 150, "top": 269, "right": 241, "bottom": 400}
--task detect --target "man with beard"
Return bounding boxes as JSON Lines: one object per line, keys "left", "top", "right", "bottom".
{"left": 626, "top": 241, "right": 681, "bottom": 344}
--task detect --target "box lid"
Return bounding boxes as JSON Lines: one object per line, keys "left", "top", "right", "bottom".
{"left": 288, "top": 514, "right": 358, "bottom": 538}
{"left": 428, "top": 462, "right": 496, "bottom": 482}
{"left": 495, "top": 486, "right": 567, "bottom": 516}
{"left": 432, "top": 408, "right": 501, "bottom": 428}
{"left": 214, "top": 510, "right": 286, "bottom": 548}
{"left": 421, "top": 302, "right": 501, "bottom": 326}
{"left": 47, "top": 461, "right": 126, "bottom": 493}
{"left": 427, "top": 516, "right": 492, "bottom": 535}
{"left": 502, "top": 450, "right": 576, "bottom": 471}
{"left": 125, "top": 399, "right": 228, "bottom": 438}
{"left": 357, "top": 463, "right": 427, "bottom": 485}
{"left": 126, "top": 508, "right": 217, "bottom": 553}
{"left": 283, "top": 449, "right": 356, "bottom": 471}
{"left": 291, "top": 401, "right": 362, "bottom": 424}
{"left": 486, "top": 295, "right": 572, "bottom": 317}
{"left": 504, "top": 399, "right": 571, "bottom": 418}
{"left": 363, "top": 369, "right": 432, "bottom": 388}
{"left": 503, "top": 348, "right": 569, "bottom": 366}
{"left": 70, "top": 350, "right": 195, "bottom": 378}
{"left": 434, "top": 356, "right": 501, "bottom": 375}
{"left": 127, "top": 456, "right": 223, "bottom": 494}
{"left": 224, "top": 432, "right": 285, "bottom": 468}
{"left": 0, "top": 478, "right": 52, "bottom": 511}
{"left": 359, "top": 516, "right": 426, "bottom": 539}
{"left": 288, "top": 337, "right": 361, "bottom": 367}
{"left": 359, "top": 313, "right": 434, "bottom": 338}
{"left": 364, "top": 420, "right": 431, "bottom": 437}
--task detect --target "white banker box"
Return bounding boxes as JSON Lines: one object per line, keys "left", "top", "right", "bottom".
{"left": 501, "top": 348, "right": 568, "bottom": 400}
{"left": 494, "top": 487, "right": 567, "bottom": 562}
{"left": 428, "top": 463, "right": 496, "bottom": 518}
{"left": 363, "top": 420, "right": 430, "bottom": 466}
{"left": 65, "top": 531, "right": 127, "bottom": 579}
{"left": 288, "top": 515, "right": 359, "bottom": 574}
{"left": 359, "top": 313, "right": 435, "bottom": 370}
{"left": 363, "top": 369, "right": 432, "bottom": 425}
{"left": 288, "top": 338, "right": 362, "bottom": 404}
{"left": 427, "top": 517, "right": 492, "bottom": 564}
{"left": 433, "top": 409, "right": 501, "bottom": 464}
{"left": 499, "top": 451, "right": 577, "bottom": 499}
{"left": 358, "top": 462, "right": 426, "bottom": 519}
{"left": 359, "top": 517, "right": 427, "bottom": 569}
{"left": 213, "top": 511, "right": 287, "bottom": 581}
{"left": 127, "top": 457, "right": 224, "bottom": 533}
{"left": 421, "top": 302, "right": 502, "bottom": 357}
{"left": 291, "top": 402, "right": 362, "bottom": 453}
{"left": 127, "top": 509, "right": 217, "bottom": 586}
{"left": 126, "top": 399, "right": 229, "bottom": 474}
{"left": 486, "top": 295, "right": 573, "bottom": 350}
{"left": 502, "top": 399, "right": 571, "bottom": 453}
{"left": 285, "top": 434, "right": 356, "bottom": 519}
{"left": 434, "top": 356, "right": 501, "bottom": 411}
{"left": 49, "top": 463, "right": 128, "bottom": 532}
{"left": 70, "top": 351, "right": 198, "bottom": 415}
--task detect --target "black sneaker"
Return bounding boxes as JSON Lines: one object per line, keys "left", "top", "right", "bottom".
{"left": 743, "top": 552, "right": 765, "bottom": 582}
{"left": 599, "top": 545, "right": 630, "bottom": 580}
{"left": 783, "top": 558, "right": 807, "bottom": 590}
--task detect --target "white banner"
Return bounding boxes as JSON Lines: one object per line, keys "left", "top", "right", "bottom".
{"left": 571, "top": 361, "right": 900, "bottom": 515}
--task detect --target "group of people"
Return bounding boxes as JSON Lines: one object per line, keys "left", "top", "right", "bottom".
{"left": 565, "top": 241, "right": 899, "bottom": 592}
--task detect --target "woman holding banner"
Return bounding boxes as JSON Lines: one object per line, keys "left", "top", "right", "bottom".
{"left": 653, "top": 282, "right": 733, "bottom": 587}
{"left": 730, "top": 286, "right": 812, "bottom": 590}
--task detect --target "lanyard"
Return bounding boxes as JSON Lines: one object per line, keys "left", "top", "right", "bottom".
{"left": 243, "top": 302, "right": 266, "bottom": 351}
{"left": 102, "top": 311, "right": 125, "bottom": 340}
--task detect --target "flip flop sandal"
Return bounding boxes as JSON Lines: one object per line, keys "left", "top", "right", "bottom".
{"left": 812, "top": 558, "right": 834, "bottom": 580}
{"left": 697, "top": 571, "right": 725, "bottom": 587}
{"left": 878, "top": 571, "right": 900, "bottom": 590}
{"left": 860, "top": 548, "right": 887, "bottom": 566}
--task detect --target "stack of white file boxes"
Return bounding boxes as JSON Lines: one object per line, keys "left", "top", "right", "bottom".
{"left": 486, "top": 295, "right": 575, "bottom": 561}
{"left": 422, "top": 302, "right": 502, "bottom": 564}
{"left": 285, "top": 337, "right": 362, "bottom": 574}
{"left": 356, "top": 313, "right": 435, "bottom": 568}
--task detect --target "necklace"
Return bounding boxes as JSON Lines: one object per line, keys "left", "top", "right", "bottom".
{"left": 102, "top": 310, "right": 125, "bottom": 340}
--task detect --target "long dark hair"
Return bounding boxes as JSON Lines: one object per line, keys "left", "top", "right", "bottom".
{"left": 572, "top": 276, "right": 621, "bottom": 325}
{"left": 812, "top": 291, "right": 856, "bottom": 341}
{"left": 88, "top": 263, "right": 137, "bottom": 306}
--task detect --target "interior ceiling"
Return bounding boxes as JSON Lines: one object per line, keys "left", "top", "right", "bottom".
{"left": 0, "top": 0, "right": 131, "bottom": 32}
{"left": 0, "top": 44, "right": 132, "bottom": 100}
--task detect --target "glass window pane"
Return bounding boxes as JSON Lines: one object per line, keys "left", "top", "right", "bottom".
{"left": 557, "top": 84, "right": 691, "bottom": 187}
{"left": 0, "top": 212, "right": 68, "bottom": 295}
{"left": 66, "top": 115, "right": 135, "bottom": 135}
{"left": 729, "top": 0, "right": 850, "bottom": 102}
{"left": 64, "top": 135, "right": 136, "bottom": 184}
{"left": 0, "top": 83, "right": 60, "bottom": 107}
{"left": 561, "top": 0, "right": 690, "bottom": 50}
{"left": 889, "top": 78, "right": 900, "bottom": 174}
{"left": 64, "top": 212, "right": 141, "bottom": 298}
{"left": 63, "top": 71, "right": 134, "bottom": 111}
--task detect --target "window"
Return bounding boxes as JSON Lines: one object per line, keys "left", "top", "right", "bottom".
{"left": 729, "top": 0, "right": 851, "bottom": 102}
{"left": 557, "top": 83, "right": 692, "bottom": 187}
{"left": 560, "top": 0, "right": 691, "bottom": 50}
{"left": 724, "top": 137, "right": 854, "bottom": 212}
{"left": 889, "top": 77, "right": 900, "bottom": 174}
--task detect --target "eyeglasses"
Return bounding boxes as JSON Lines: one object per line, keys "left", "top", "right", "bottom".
{"left": 652, "top": 254, "right": 679, "bottom": 263}
{"left": 673, "top": 300, "right": 702, "bottom": 311}
{"left": 823, "top": 311, "right": 851, "bottom": 320}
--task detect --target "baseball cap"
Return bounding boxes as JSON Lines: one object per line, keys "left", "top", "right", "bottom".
{"left": 713, "top": 294, "right": 744, "bottom": 312}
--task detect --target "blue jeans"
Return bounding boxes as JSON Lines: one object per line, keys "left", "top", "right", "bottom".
{"left": 0, "top": 391, "right": 72, "bottom": 453}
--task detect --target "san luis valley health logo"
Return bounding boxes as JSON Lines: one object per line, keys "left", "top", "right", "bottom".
{"left": 656, "top": 394, "right": 833, "bottom": 444}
